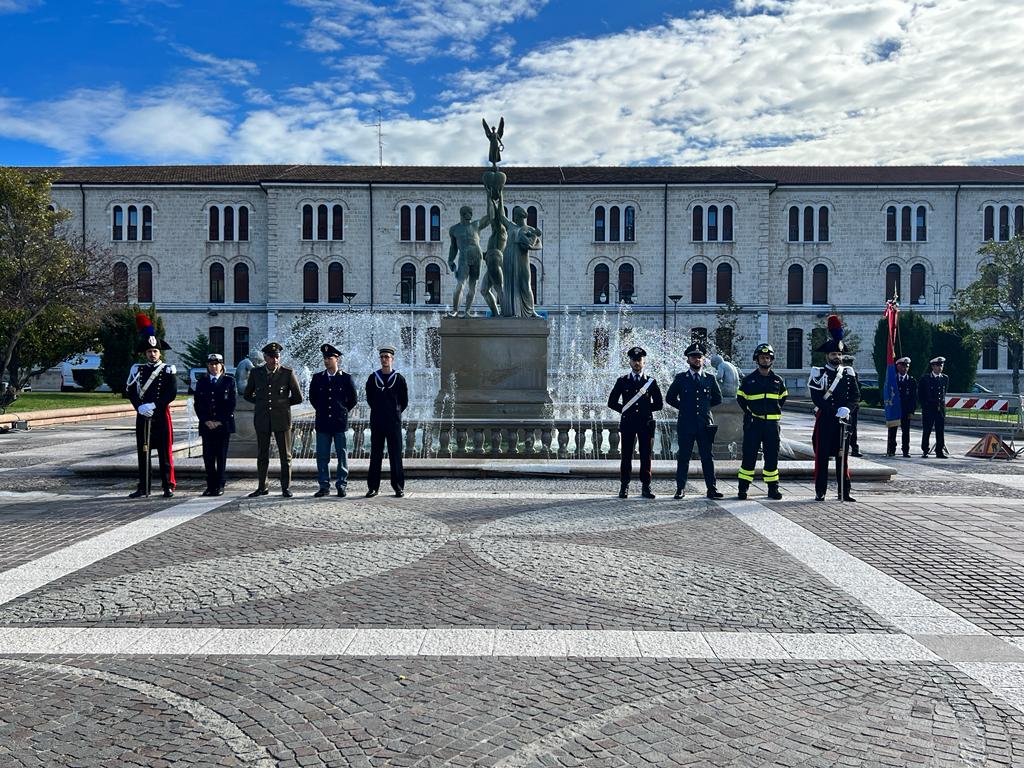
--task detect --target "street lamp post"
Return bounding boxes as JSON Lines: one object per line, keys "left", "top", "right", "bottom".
{"left": 598, "top": 281, "right": 631, "bottom": 306}
{"left": 668, "top": 294, "right": 683, "bottom": 332}
{"left": 922, "top": 282, "right": 954, "bottom": 323}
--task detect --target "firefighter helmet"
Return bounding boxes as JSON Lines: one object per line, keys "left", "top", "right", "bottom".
{"left": 753, "top": 343, "right": 775, "bottom": 361}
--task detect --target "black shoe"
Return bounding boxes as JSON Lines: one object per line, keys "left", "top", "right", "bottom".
{"left": 213, "top": 488, "right": 224, "bottom": 496}
{"left": 163, "top": 489, "right": 174, "bottom": 498}
{"left": 737, "top": 481, "right": 749, "bottom": 501}
{"left": 815, "top": 493, "right": 826, "bottom": 501}
{"left": 885, "top": 452, "right": 895, "bottom": 458}
{"left": 248, "top": 488, "right": 269, "bottom": 498}
{"left": 282, "top": 489, "right": 293, "bottom": 498}
{"left": 641, "top": 487, "right": 655, "bottom": 499}
{"left": 394, "top": 489, "right": 404, "bottom": 498}
{"left": 707, "top": 490, "right": 724, "bottom": 499}
{"left": 337, "top": 488, "right": 346, "bottom": 498}
{"left": 201, "top": 488, "right": 212, "bottom": 497}
{"left": 365, "top": 489, "right": 379, "bottom": 498}
{"left": 618, "top": 485, "right": 628, "bottom": 499}
{"left": 842, "top": 494, "right": 857, "bottom": 502}
{"left": 736, "top": 490, "right": 747, "bottom": 500}
{"left": 851, "top": 450, "right": 863, "bottom": 458}
{"left": 921, "top": 451, "right": 930, "bottom": 458}
{"left": 902, "top": 452, "right": 911, "bottom": 458}
{"left": 313, "top": 488, "right": 330, "bottom": 498}
{"left": 767, "top": 487, "right": 783, "bottom": 500}
{"left": 936, "top": 452, "right": 948, "bottom": 459}
{"left": 674, "top": 488, "right": 685, "bottom": 499}
{"left": 128, "top": 489, "right": 148, "bottom": 499}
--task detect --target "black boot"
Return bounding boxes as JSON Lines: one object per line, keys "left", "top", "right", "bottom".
{"left": 767, "top": 483, "right": 783, "bottom": 500}
{"left": 618, "top": 483, "right": 629, "bottom": 499}
{"left": 737, "top": 480, "right": 749, "bottom": 500}
{"left": 641, "top": 485, "right": 655, "bottom": 499}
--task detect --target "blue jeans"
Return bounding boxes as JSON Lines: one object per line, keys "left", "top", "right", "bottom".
{"left": 315, "top": 430, "right": 349, "bottom": 490}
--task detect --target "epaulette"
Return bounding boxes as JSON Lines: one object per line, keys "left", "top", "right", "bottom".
{"left": 166, "top": 364, "right": 177, "bottom": 375}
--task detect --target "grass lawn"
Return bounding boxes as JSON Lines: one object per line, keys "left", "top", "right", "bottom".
{"left": 5, "top": 391, "right": 127, "bottom": 413}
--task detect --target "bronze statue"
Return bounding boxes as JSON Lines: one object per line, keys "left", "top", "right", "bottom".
{"left": 498, "top": 204, "right": 542, "bottom": 317}
{"left": 482, "top": 117, "right": 504, "bottom": 170}
{"left": 480, "top": 193, "right": 507, "bottom": 316}
{"left": 447, "top": 205, "right": 491, "bottom": 317}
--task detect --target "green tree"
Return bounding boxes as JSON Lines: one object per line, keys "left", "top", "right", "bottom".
{"left": 949, "top": 235, "right": 1024, "bottom": 393}
{"left": 713, "top": 297, "right": 745, "bottom": 361}
{"left": 180, "top": 332, "right": 214, "bottom": 386}
{"left": 932, "top": 318, "right": 980, "bottom": 393}
{"left": 97, "top": 305, "right": 165, "bottom": 397}
{"left": 809, "top": 309, "right": 861, "bottom": 367}
{"left": 871, "top": 310, "right": 934, "bottom": 383}
{"left": 0, "top": 167, "right": 114, "bottom": 409}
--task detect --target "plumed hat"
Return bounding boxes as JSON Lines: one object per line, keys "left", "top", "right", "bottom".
{"left": 816, "top": 314, "right": 846, "bottom": 354}
{"left": 135, "top": 313, "right": 170, "bottom": 352}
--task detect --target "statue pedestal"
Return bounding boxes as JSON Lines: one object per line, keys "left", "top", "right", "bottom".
{"left": 434, "top": 316, "right": 552, "bottom": 418}
{"left": 228, "top": 399, "right": 257, "bottom": 458}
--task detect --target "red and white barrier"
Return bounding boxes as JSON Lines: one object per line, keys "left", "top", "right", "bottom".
{"left": 945, "top": 396, "right": 1012, "bottom": 412}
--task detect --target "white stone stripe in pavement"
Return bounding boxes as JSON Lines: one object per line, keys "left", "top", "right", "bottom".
{"left": 0, "top": 495, "right": 235, "bottom": 607}
{"left": 0, "top": 627, "right": 942, "bottom": 661}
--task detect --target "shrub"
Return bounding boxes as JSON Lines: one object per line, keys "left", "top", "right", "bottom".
{"left": 71, "top": 369, "right": 103, "bottom": 392}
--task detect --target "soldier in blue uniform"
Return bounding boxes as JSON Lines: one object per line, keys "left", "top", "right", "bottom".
{"left": 127, "top": 315, "right": 177, "bottom": 498}
{"left": 808, "top": 315, "right": 859, "bottom": 501}
{"left": 607, "top": 346, "right": 664, "bottom": 499}
{"left": 365, "top": 345, "right": 409, "bottom": 498}
{"left": 919, "top": 356, "right": 949, "bottom": 458}
{"left": 886, "top": 356, "right": 917, "bottom": 457}
{"left": 194, "top": 353, "right": 236, "bottom": 496}
{"left": 665, "top": 343, "right": 723, "bottom": 499}
{"left": 310, "top": 343, "right": 358, "bottom": 498}
{"left": 736, "top": 343, "right": 788, "bottom": 500}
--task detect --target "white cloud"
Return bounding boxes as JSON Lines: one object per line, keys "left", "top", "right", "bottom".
{"left": 101, "top": 102, "right": 230, "bottom": 160}
{"left": 172, "top": 45, "right": 259, "bottom": 86}
{"left": 0, "top": 0, "right": 41, "bottom": 13}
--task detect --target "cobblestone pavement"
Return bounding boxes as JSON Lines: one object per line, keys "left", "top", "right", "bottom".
{"left": 3, "top": 418, "right": 1024, "bottom": 765}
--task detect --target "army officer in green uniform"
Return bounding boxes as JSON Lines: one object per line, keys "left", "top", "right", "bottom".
{"left": 243, "top": 341, "right": 303, "bottom": 497}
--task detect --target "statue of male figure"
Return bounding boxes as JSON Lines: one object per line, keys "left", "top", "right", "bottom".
{"left": 497, "top": 204, "right": 543, "bottom": 317}
{"left": 479, "top": 193, "right": 507, "bottom": 316}
{"left": 448, "top": 205, "right": 490, "bottom": 317}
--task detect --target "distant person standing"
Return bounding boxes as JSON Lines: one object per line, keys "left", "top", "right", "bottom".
{"left": 808, "top": 315, "right": 859, "bottom": 502}
{"left": 243, "top": 342, "right": 303, "bottom": 497}
{"left": 665, "top": 343, "right": 723, "bottom": 500}
{"left": 309, "top": 343, "right": 358, "bottom": 498}
{"left": 365, "top": 346, "right": 409, "bottom": 498}
{"left": 126, "top": 315, "right": 177, "bottom": 498}
{"left": 194, "top": 353, "right": 235, "bottom": 496}
{"left": 919, "top": 356, "right": 949, "bottom": 458}
{"left": 607, "top": 346, "right": 663, "bottom": 499}
{"left": 736, "top": 343, "right": 788, "bottom": 500}
{"left": 886, "top": 356, "right": 917, "bottom": 457}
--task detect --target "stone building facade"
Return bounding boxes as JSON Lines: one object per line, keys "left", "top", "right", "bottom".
{"left": 43, "top": 165, "right": 1024, "bottom": 390}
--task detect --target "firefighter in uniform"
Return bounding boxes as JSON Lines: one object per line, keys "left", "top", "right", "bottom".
{"left": 607, "top": 346, "right": 664, "bottom": 499}
{"left": 309, "top": 343, "right": 358, "bottom": 498}
{"left": 736, "top": 343, "right": 787, "bottom": 500}
{"left": 365, "top": 345, "right": 409, "bottom": 498}
{"left": 808, "top": 315, "right": 859, "bottom": 501}
{"left": 194, "top": 353, "right": 235, "bottom": 496}
{"left": 127, "top": 314, "right": 177, "bottom": 498}
{"left": 919, "top": 356, "right": 949, "bottom": 458}
{"left": 886, "top": 356, "right": 917, "bottom": 457}
{"left": 243, "top": 341, "right": 303, "bottom": 497}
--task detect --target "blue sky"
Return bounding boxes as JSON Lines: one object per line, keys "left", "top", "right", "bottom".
{"left": 1, "top": 0, "right": 1022, "bottom": 167}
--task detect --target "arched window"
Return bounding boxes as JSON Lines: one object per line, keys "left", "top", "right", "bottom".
{"left": 233, "top": 263, "right": 249, "bottom": 303}
{"left": 817, "top": 207, "right": 829, "bottom": 241}
{"left": 900, "top": 206, "right": 911, "bottom": 241}
{"left": 803, "top": 206, "right": 814, "bottom": 241}
{"left": 113, "top": 262, "right": 129, "bottom": 303}
{"left": 317, "top": 204, "right": 328, "bottom": 240}
{"left": 303, "top": 261, "right": 319, "bottom": 303}
{"left": 530, "top": 264, "right": 539, "bottom": 303}
{"left": 618, "top": 263, "right": 635, "bottom": 304}
{"left": 984, "top": 205, "right": 995, "bottom": 241}
{"left": 527, "top": 206, "right": 538, "bottom": 228}
{"left": 223, "top": 206, "right": 234, "bottom": 242}
{"left": 594, "top": 206, "right": 606, "bottom": 242}
{"left": 915, "top": 206, "right": 927, "bottom": 241}
{"left": 609, "top": 206, "right": 621, "bottom": 242}
{"left": 885, "top": 263, "right": 901, "bottom": 301}
{"left": 127, "top": 205, "right": 138, "bottom": 240}
{"left": 786, "top": 328, "right": 804, "bottom": 369}
{"left": 715, "top": 263, "right": 732, "bottom": 303}
{"left": 707, "top": 205, "right": 718, "bottom": 241}
{"left": 910, "top": 263, "right": 926, "bottom": 305}
{"left": 400, "top": 205, "right": 411, "bottom": 241}
{"left": 208, "top": 206, "right": 219, "bottom": 241}
{"left": 623, "top": 206, "right": 635, "bottom": 242}
{"left": 594, "top": 264, "right": 610, "bottom": 304}
{"left": 112, "top": 206, "right": 123, "bottom": 241}
{"left": 722, "top": 205, "right": 733, "bottom": 242}
{"left": 691, "top": 262, "right": 708, "bottom": 305}
{"left": 982, "top": 332, "right": 999, "bottom": 370}
{"left": 812, "top": 264, "right": 828, "bottom": 304}
{"left": 302, "top": 204, "right": 313, "bottom": 240}
{"left": 238, "top": 206, "right": 248, "bottom": 241}
{"left": 137, "top": 262, "right": 153, "bottom": 303}
{"left": 788, "top": 206, "right": 799, "bottom": 242}
{"left": 1015, "top": 205, "right": 1024, "bottom": 237}
{"left": 209, "top": 263, "right": 225, "bottom": 303}
{"left": 233, "top": 326, "right": 249, "bottom": 367}
{"left": 327, "top": 262, "right": 344, "bottom": 303}
{"left": 332, "top": 205, "right": 343, "bottom": 240}
{"left": 787, "top": 264, "right": 804, "bottom": 304}
{"left": 999, "top": 205, "right": 1011, "bottom": 241}
{"left": 429, "top": 205, "right": 441, "bottom": 241}
{"left": 400, "top": 263, "right": 416, "bottom": 304}
{"left": 414, "top": 205, "right": 426, "bottom": 241}
{"left": 885, "top": 206, "right": 897, "bottom": 241}
{"left": 692, "top": 205, "right": 704, "bottom": 241}
{"left": 209, "top": 326, "right": 225, "bottom": 357}
{"left": 142, "top": 205, "right": 153, "bottom": 241}
{"left": 425, "top": 263, "right": 441, "bottom": 304}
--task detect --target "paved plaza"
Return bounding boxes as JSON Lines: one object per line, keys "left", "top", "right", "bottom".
{"left": 2, "top": 414, "right": 1024, "bottom": 766}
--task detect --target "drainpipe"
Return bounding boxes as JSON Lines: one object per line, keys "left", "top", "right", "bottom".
{"left": 662, "top": 183, "right": 669, "bottom": 330}
{"left": 953, "top": 184, "right": 961, "bottom": 291}
{"left": 369, "top": 182, "right": 375, "bottom": 309}
{"left": 79, "top": 184, "right": 86, "bottom": 246}
{"left": 557, "top": 167, "right": 564, "bottom": 307}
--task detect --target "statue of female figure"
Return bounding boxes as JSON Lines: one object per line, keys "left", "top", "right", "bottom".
{"left": 481, "top": 117, "right": 504, "bottom": 169}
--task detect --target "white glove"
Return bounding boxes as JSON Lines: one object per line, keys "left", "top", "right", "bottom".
{"left": 836, "top": 406, "right": 851, "bottom": 419}
{"left": 138, "top": 403, "right": 156, "bottom": 418}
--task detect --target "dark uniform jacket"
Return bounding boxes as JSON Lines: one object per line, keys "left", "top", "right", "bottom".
{"left": 243, "top": 365, "right": 303, "bottom": 432}
{"left": 365, "top": 370, "right": 408, "bottom": 428}
{"left": 809, "top": 364, "right": 859, "bottom": 417}
{"left": 194, "top": 374, "right": 236, "bottom": 435}
{"left": 895, "top": 373, "right": 918, "bottom": 415}
{"left": 918, "top": 373, "right": 948, "bottom": 412}
{"left": 309, "top": 369, "right": 358, "bottom": 433}
{"left": 128, "top": 363, "right": 177, "bottom": 426}
{"left": 737, "top": 370, "right": 788, "bottom": 420}
{"left": 607, "top": 372, "right": 664, "bottom": 432}
{"left": 665, "top": 367, "right": 722, "bottom": 433}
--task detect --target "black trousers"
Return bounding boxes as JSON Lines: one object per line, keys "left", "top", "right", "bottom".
{"left": 887, "top": 414, "right": 912, "bottom": 455}
{"left": 620, "top": 426, "right": 654, "bottom": 487}
{"left": 368, "top": 423, "right": 404, "bottom": 492}
{"left": 676, "top": 427, "right": 717, "bottom": 491}
{"left": 135, "top": 416, "right": 174, "bottom": 492}
{"left": 812, "top": 415, "right": 851, "bottom": 498}
{"left": 739, "top": 418, "right": 780, "bottom": 486}
{"left": 201, "top": 429, "right": 230, "bottom": 491}
{"left": 921, "top": 406, "right": 946, "bottom": 455}
{"left": 256, "top": 429, "right": 292, "bottom": 490}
